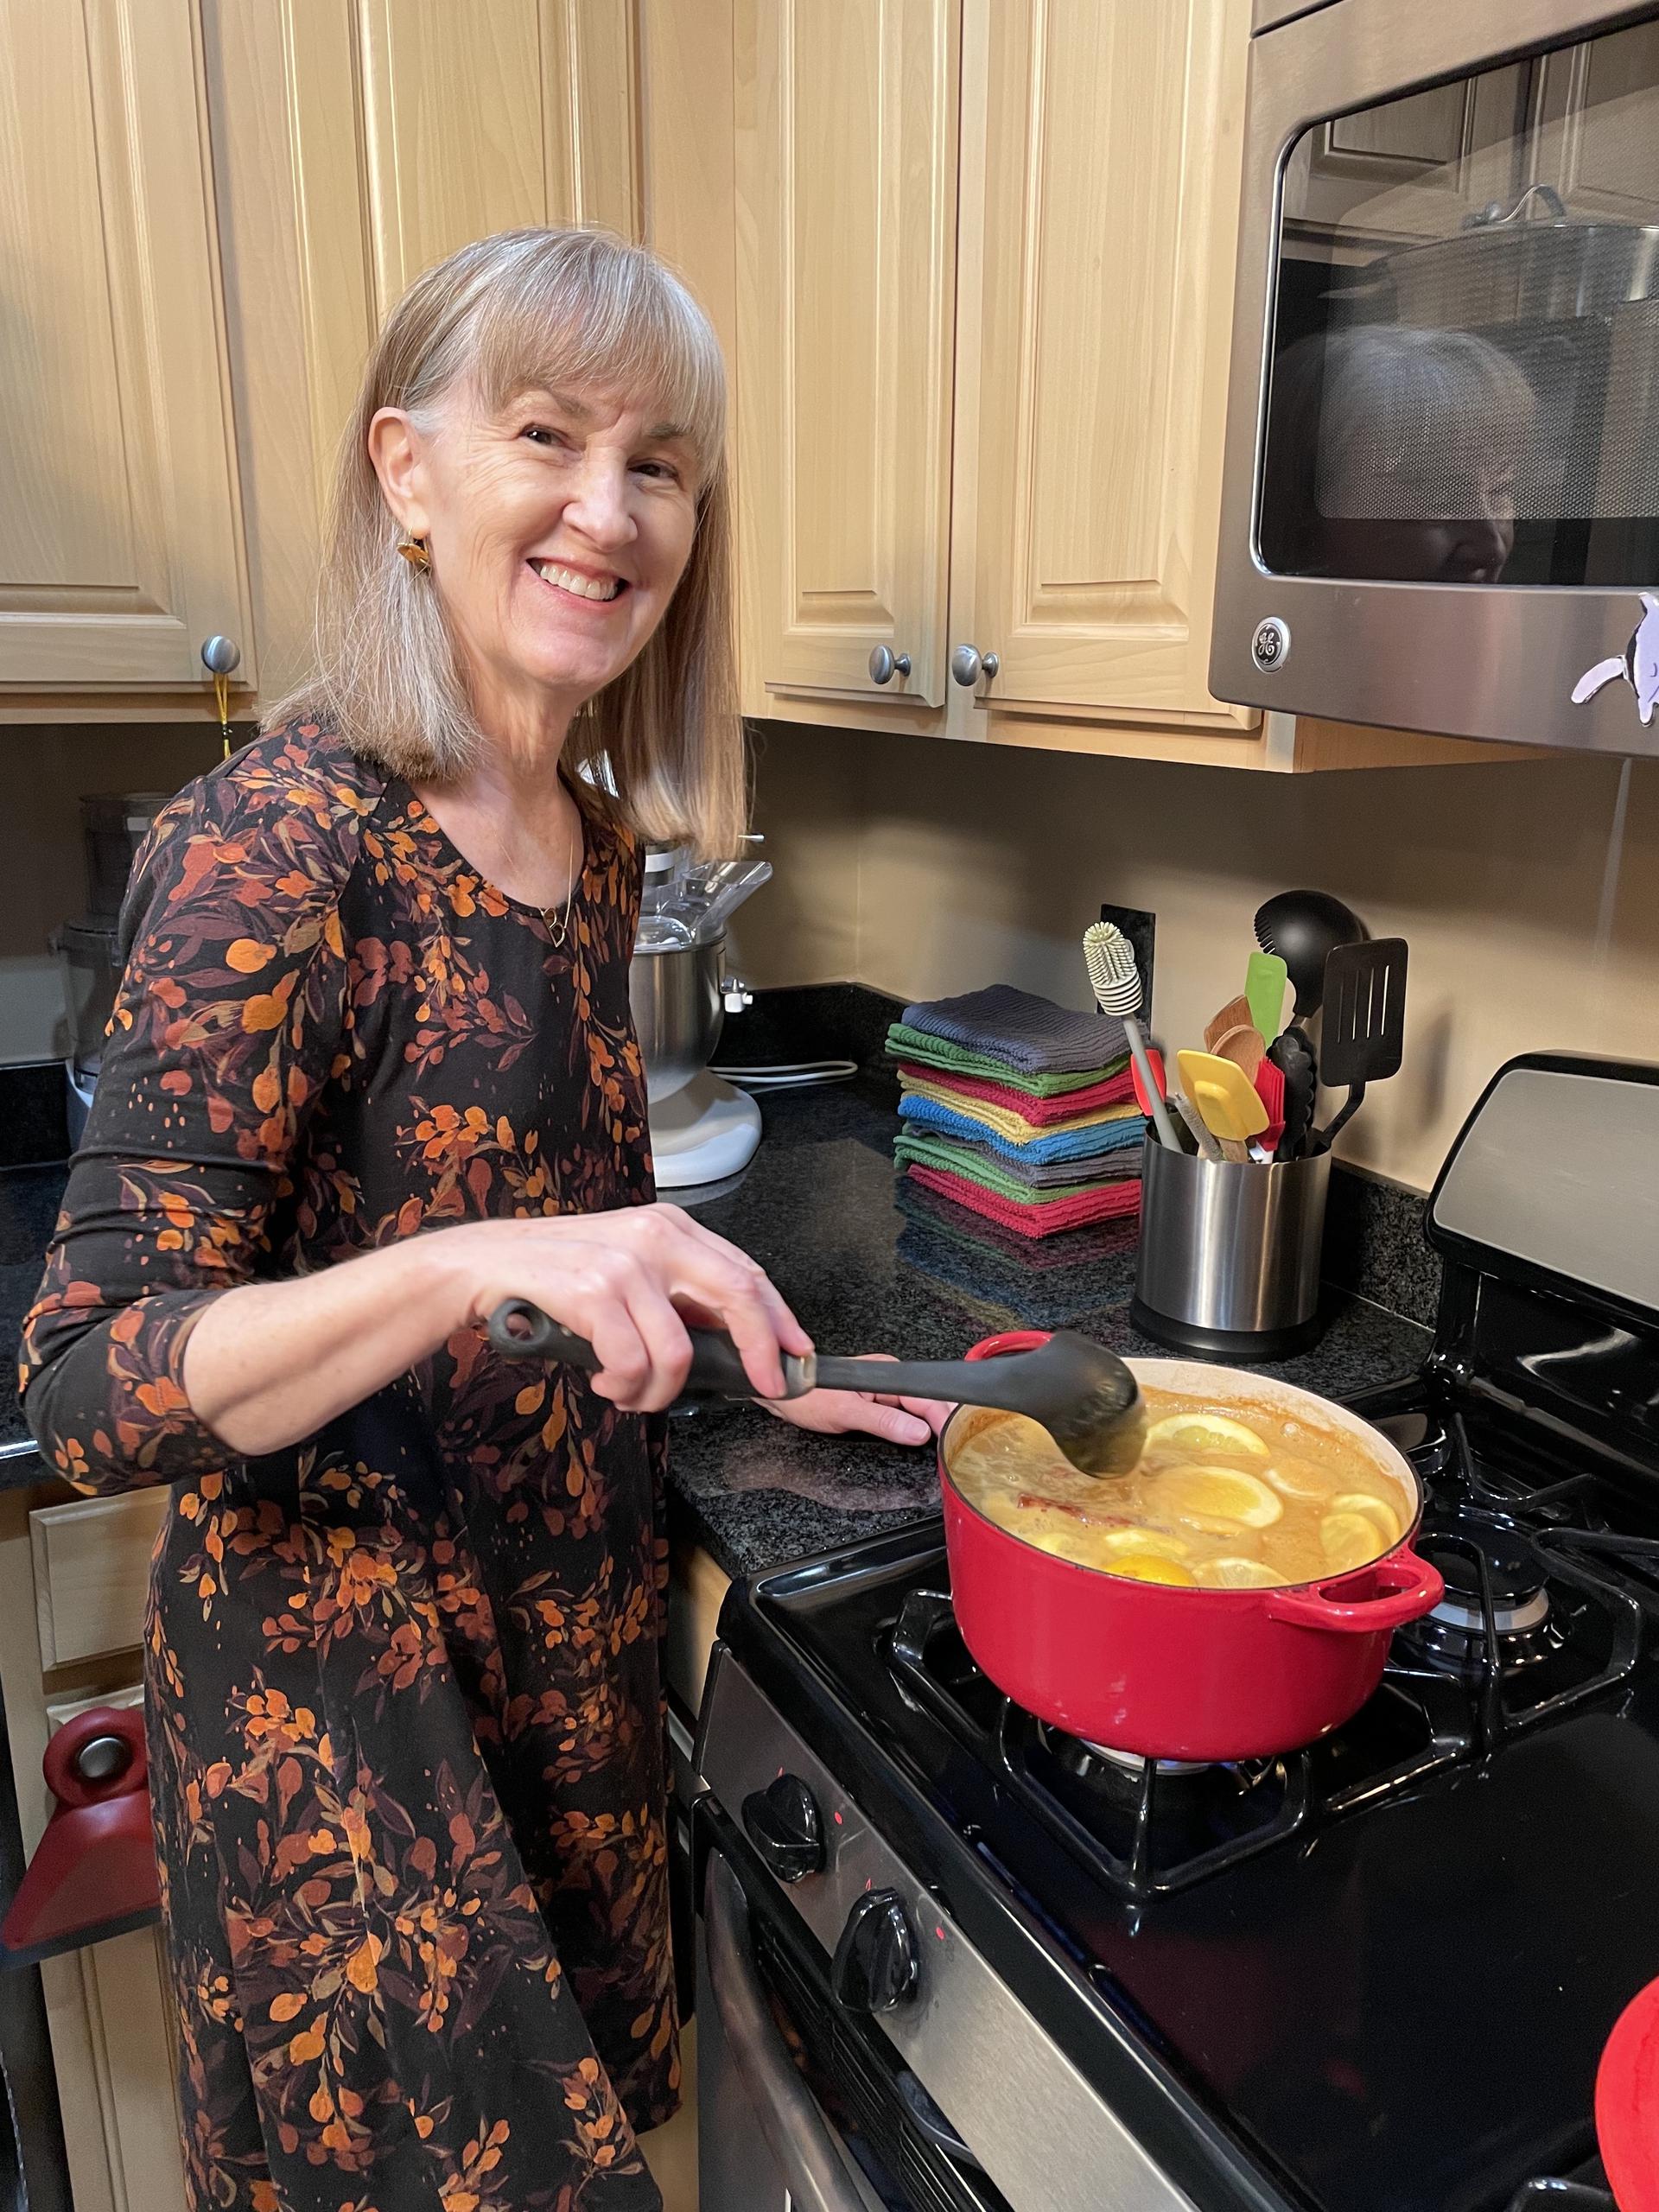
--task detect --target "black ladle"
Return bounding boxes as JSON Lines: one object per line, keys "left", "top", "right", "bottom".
{"left": 487, "top": 1304, "right": 1146, "bottom": 1477}
{"left": 1254, "top": 890, "right": 1367, "bottom": 1021}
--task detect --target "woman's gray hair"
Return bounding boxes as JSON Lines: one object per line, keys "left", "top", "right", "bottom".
{"left": 267, "top": 227, "right": 744, "bottom": 856}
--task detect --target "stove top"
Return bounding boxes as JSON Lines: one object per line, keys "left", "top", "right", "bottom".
{"left": 705, "top": 1058, "right": 1659, "bottom": 2212}
{"left": 720, "top": 1376, "right": 1659, "bottom": 2212}
{"left": 883, "top": 1395, "right": 1659, "bottom": 1905}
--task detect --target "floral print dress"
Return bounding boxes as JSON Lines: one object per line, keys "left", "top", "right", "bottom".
{"left": 20, "top": 724, "right": 675, "bottom": 2212}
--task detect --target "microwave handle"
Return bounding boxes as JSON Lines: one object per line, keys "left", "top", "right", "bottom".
{"left": 702, "top": 1850, "right": 873, "bottom": 2212}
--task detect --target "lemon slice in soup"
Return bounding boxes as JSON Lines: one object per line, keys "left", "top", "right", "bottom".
{"left": 1332, "top": 1492, "right": 1402, "bottom": 1547}
{"left": 1145, "top": 1412, "right": 1270, "bottom": 1460}
{"left": 1108, "top": 1553, "right": 1197, "bottom": 1586}
{"left": 1262, "top": 1457, "right": 1328, "bottom": 1501}
{"left": 1321, "top": 1510, "right": 1385, "bottom": 1573}
{"left": 1193, "top": 1557, "right": 1281, "bottom": 1589}
{"left": 1093, "top": 1527, "right": 1190, "bottom": 1560}
{"left": 1152, "top": 1466, "right": 1283, "bottom": 1529}
{"left": 1025, "top": 1524, "right": 1099, "bottom": 1564}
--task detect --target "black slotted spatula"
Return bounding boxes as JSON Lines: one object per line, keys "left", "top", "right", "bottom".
{"left": 1316, "top": 938, "right": 1408, "bottom": 1147}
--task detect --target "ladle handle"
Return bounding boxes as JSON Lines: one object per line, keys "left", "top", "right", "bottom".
{"left": 487, "top": 1305, "right": 1135, "bottom": 1442}
{"left": 487, "top": 1299, "right": 817, "bottom": 1399}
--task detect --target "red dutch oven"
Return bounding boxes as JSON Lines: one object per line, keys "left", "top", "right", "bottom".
{"left": 939, "top": 1330, "right": 1446, "bottom": 1763}
{"left": 1598, "top": 1972, "right": 1659, "bottom": 2211}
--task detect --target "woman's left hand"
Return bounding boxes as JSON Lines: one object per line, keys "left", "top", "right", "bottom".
{"left": 763, "top": 1354, "right": 953, "bottom": 1447}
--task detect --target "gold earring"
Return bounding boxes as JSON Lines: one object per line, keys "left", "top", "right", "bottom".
{"left": 397, "top": 536, "right": 430, "bottom": 572}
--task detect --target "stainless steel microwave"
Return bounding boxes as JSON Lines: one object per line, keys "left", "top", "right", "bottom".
{"left": 1211, "top": 0, "right": 1659, "bottom": 753}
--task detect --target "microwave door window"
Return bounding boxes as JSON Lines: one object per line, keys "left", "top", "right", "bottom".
{"left": 1257, "top": 17, "right": 1659, "bottom": 590}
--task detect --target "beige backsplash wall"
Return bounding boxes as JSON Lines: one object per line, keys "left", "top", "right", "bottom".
{"left": 740, "top": 722, "right": 1659, "bottom": 1194}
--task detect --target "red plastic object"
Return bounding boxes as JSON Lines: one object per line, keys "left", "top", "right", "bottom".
{"left": 1, "top": 1707, "right": 158, "bottom": 1959}
{"left": 1254, "top": 1058, "right": 1287, "bottom": 1154}
{"left": 1598, "top": 1974, "right": 1659, "bottom": 2211}
{"left": 939, "top": 1331, "right": 1445, "bottom": 1762}
{"left": 1128, "top": 1046, "right": 1167, "bottom": 1122}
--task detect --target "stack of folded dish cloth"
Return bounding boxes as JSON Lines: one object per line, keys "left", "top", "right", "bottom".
{"left": 887, "top": 984, "right": 1146, "bottom": 1238}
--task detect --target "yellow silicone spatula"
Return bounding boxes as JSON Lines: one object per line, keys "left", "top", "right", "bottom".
{"left": 1176, "top": 1049, "right": 1269, "bottom": 1163}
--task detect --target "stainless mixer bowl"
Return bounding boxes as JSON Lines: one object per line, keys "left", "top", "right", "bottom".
{"left": 628, "top": 934, "right": 726, "bottom": 1103}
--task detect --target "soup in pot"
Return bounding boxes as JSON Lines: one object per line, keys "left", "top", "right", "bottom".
{"left": 947, "top": 1386, "right": 1412, "bottom": 1590}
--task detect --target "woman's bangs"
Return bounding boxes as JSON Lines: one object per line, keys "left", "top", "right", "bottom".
{"left": 469, "top": 247, "right": 725, "bottom": 485}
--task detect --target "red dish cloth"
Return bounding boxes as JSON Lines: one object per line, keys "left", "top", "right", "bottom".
{"left": 895, "top": 1061, "right": 1135, "bottom": 1128}
{"left": 906, "top": 1162, "right": 1141, "bottom": 1238}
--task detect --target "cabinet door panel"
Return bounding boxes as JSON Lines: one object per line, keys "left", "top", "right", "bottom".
{"left": 0, "top": 0, "right": 253, "bottom": 690}
{"left": 1535, "top": 20, "right": 1659, "bottom": 222}
{"left": 359, "top": 0, "right": 640, "bottom": 304}
{"left": 736, "top": 0, "right": 958, "bottom": 707}
{"left": 963, "top": 0, "right": 1250, "bottom": 725}
{"left": 206, "top": 0, "right": 641, "bottom": 704}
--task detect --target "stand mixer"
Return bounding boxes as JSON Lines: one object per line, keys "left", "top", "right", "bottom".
{"left": 629, "top": 842, "right": 771, "bottom": 1189}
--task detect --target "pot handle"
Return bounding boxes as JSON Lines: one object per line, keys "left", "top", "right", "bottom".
{"left": 1264, "top": 1548, "right": 1445, "bottom": 1635}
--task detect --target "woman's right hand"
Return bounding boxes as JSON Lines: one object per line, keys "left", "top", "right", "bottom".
{"left": 432, "top": 1203, "right": 812, "bottom": 1413}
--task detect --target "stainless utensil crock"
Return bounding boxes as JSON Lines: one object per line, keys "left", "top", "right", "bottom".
{"left": 1130, "top": 1138, "right": 1332, "bottom": 1360}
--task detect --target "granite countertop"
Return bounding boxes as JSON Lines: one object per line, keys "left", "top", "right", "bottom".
{"left": 0, "top": 1086, "right": 1433, "bottom": 1576}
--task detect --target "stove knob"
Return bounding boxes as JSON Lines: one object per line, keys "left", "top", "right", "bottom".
{"left": 831, "top": 1888, "right": 918, "bottom": 2014}
{"left": 741, "top": 1774, "right": 824, "bottom": 1883}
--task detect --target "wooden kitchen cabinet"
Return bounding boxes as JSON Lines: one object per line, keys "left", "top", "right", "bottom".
{"left": 204, "top": 0, "right": 645, "bottom": 709}
{"left": 734, "top": 0, "right": 959, "bottom": 709}
{"left": 2, "top": 0, "right": 644, "bottom": 723}
{"left": 0, "top": 0, "right": 256, "bottom": 702}
{"left": 731, "top": 0, "right": 1264, "bottom": 745}
{"left": 958, "top": 0, "right": 1253, "bottom": 731}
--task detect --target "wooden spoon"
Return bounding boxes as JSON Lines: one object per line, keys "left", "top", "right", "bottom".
{"left": 1211, "top": 1021, "right": 1267, "bottom": 1083}
{"left": 1204, "top": 995, "right": 1255, "bottom": 1052}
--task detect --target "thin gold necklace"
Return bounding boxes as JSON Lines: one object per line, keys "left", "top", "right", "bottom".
{"left": 543, "top": 798, "right": 583, "bottom": 950}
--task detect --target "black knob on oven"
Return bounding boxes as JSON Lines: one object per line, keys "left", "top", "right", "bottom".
{"left": 831, "top": 1888, "right": 918, "bottom": 2014}
{"left": 741, "top": 1773, "right": 824, "bottom": 1883}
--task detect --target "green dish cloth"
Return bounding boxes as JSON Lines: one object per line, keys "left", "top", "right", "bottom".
{"left": 886, "top": 1022, "right": 1128, "bottom": 1098}
{"left": 894, "top": 1128, "right": 1118, "bottom": 1205}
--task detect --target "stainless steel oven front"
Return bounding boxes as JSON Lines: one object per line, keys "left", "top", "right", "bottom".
{"left": 1211, "top": 0, "right": 1659, "bottom": 753}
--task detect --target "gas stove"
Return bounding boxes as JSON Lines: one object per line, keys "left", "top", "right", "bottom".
{"left": 692, "top": 1056, "right": 1659, "bottom": 2212}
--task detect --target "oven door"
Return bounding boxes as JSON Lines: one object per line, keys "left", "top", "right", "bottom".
{"left": 696, "top": 1808, "right": 1011, "bottom": 2212}
{"left": 1212, "top": 0, "right": 1659, "bottom": 753}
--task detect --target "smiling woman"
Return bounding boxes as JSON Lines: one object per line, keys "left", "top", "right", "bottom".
{"left": 20, "top": 227, "right": 944, "bottom": 2212}
{"left": 273, "top": 226, "right": 743, "bottom": 860}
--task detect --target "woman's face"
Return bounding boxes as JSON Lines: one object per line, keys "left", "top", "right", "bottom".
{"left": 373, "top": 378, "right": 702, "bottom": 727}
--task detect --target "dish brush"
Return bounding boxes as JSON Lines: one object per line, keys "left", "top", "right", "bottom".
{"left": 1082, "top": 922, "right": 1180, "bottom": 1152}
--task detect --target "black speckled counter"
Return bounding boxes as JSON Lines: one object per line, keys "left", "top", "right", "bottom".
{"left": 0, "top": 1085, "right": 1434, "bottom": 1564}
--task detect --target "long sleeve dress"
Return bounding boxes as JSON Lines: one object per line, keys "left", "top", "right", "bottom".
{"left": 20, "top": 722, "right": 675, "bottom": 2212}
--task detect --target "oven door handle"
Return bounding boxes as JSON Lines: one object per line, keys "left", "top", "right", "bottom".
{"left": 703, "top": 1850, "right": 874, "bottom": 2212}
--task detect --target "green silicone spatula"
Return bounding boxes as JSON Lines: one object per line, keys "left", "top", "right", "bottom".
{"left": 1245, "top": 950, "right": 1289, "bottom": 1045}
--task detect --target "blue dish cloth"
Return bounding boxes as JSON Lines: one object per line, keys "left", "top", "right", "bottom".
{"left": 900, "top": 983, "right": 1128, "bottom": 1075}
{"left": 898, "top": 1091, "right": 1146, "bottom": 1166}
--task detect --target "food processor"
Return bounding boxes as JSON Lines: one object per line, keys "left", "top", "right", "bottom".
{"left": 629, "top": 842, "right": 771, "bottom": 1188}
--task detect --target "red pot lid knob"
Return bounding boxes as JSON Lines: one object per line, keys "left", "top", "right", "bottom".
{"left": 1598, "top": 1973, "right": 1659, "bottom": 2212}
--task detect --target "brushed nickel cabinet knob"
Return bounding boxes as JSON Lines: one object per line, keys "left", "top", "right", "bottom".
{"left": 950, "top": 644, "right": 999, "bottom": 687}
